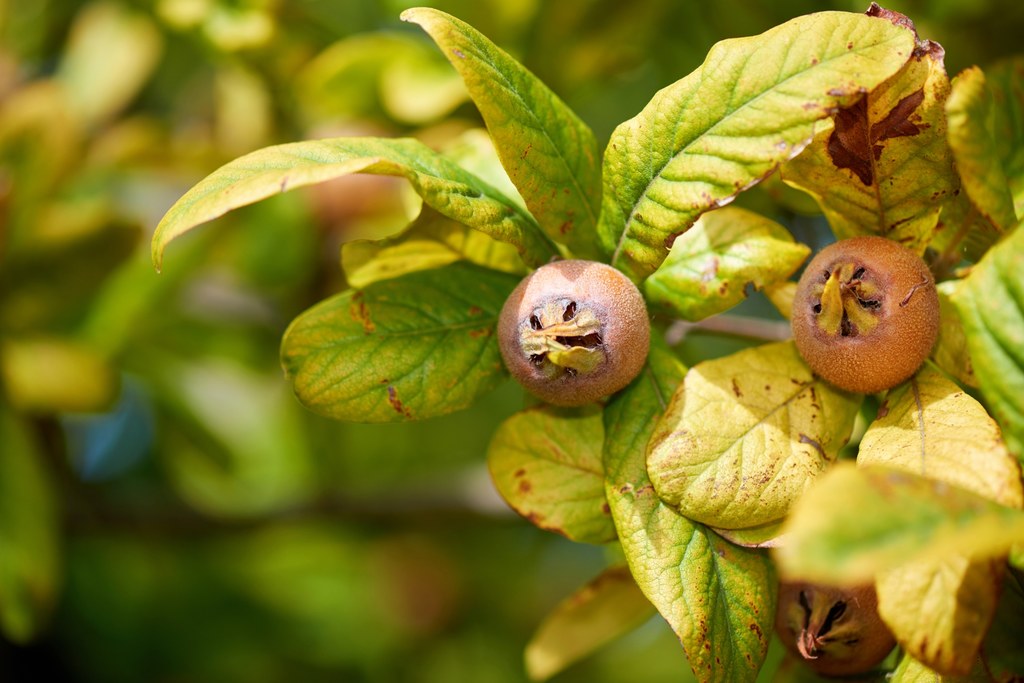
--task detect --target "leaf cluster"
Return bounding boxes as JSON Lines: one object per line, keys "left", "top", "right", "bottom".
{"left": 146, "top": 4, "right": 1024, "bottom": 682}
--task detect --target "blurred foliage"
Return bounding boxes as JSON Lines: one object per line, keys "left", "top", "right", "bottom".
{"left": 1, "top": 0, "right": 1022, "bottom": 681}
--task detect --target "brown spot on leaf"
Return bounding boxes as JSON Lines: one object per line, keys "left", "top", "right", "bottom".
{"left": 468, "top": 327, "right": 492, "bottom": 339}
{"left": 521, "top": 143, "right": 532, "bottom": 159}
{"left": 514, "top": 468, "right": 526, "bottom": 478}
{"left": 350, "top": 292, "right": 375, "bottom": 333}
{"left": 452, "top": 48, "right": 466, "bottom": 59}
{"left": 799, "top": 433, "right": 826, "bottom": 459}
{"left": 601, "top": 502, "right": 611, "bottom": 515}
{"left": 559, "top": 219, "right": 573, "bottom": 234}
{"left": 468, "top": 305, "right": 483, "bottom": 316}
{"left": 665, "top": 232, "right": 683, "bottom": 250}
{"left": 877, "top": 400, "right": 890, "bottom": 419}
{"left": 387, "top": 385, "right": 412, "bottom": 418}
{"left": 866, "top": 3, "right": 918, "bottom": 35}
{"left": 828, "top": 89, "right": 926, "bottom": 186}
{"left": 749, "top": 622, "right": 764, "bottom": 639}
{"left": 732, "top": 378, "right": 743, "bottom": 398}
{"left": 518, "top": 479, "right": 532, "bottom": 494}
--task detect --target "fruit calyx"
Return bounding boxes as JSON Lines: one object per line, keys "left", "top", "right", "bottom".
{"left": 812, "top": 262, "right": 882, "bottom": 339}
{"left": 519, "top": 298, "right": 606, "bottom": 379}
{"left": 792, "top": 588, "right": 854, "bottom": 660}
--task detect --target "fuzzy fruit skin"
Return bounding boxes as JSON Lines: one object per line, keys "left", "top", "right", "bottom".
{"left": 792, "top": 236, "right": 939, "bottom": 394}
{"left": 498, "top": 260, "right": 650, "bottom": 407}
{"left": 775, "top": 582, "right": 896, "bottom": 677}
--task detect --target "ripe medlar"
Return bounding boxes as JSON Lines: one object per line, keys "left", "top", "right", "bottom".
{"left": 791, "top": 236, "right": 939, "bottom": 394}
{"left": 497, "top": 260, "right": 650, "bottom": 406}
{"left": 775, "top": 581, "right": 896, "bottom": 677}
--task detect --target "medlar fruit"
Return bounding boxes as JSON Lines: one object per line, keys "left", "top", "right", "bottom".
{"left": 497, "top": 260, "right": 650, "bottom": 406}
{"left": 791, "top": 236, "right": 939, "bottom": 394}
{"left": 775, "top": 581, "right": 896, "bottom": 677}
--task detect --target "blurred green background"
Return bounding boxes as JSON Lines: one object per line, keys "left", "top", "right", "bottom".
{"left": 1, "top": 1, "right": 1021, "bottom": 681}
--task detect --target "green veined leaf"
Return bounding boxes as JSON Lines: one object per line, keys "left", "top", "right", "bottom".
{"left": 775, "top": 465, "right": 1024, "bottom": 584}
{"left": 152, "top": 136, "right": 555, "bottom": 270}
{"left": 598, "top": 9, "right": 915, "bottom": 281}
{"left": 644, "top": 207, "right": 810, "bottom": 321}
{"left": 782, "top": 41, "right": 954, "bottom": 253}
{"left": 953, "top": 225, "right": 1024, "bottom": 461}
{"left": 647, "top": 341, "right": 861, "bottom": 530}
{"left": 281, "top": 262, "right": 519, "bottom": 422}
{"left": 0, "top": 406, "right": 61, "bottom": 643}
{"left": 933, "top": 282, "right": 978, "bottom": 388}
{"left": 524, "top": 566, "right": 654, "bottom": 681}
{"left": 947, "top": 67, "right": 1017, "bottom": 236}
{"left": 603, "top": 340, "right": 775, "bottom": 683}
{"left": 403, "top": 7, "right": 601, "bottom": 258}
{"left": 487, "top": 405, "right": 614, "bottom": 544}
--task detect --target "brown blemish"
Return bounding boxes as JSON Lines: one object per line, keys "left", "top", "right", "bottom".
{"left": 799, "top": 433, "right": 826, "bottom": 459}
{"left": 601, "top": 502, "right": 611, "bottom": 515}
{"left": 468, "top": 305, "right": 483, "bottom": 316}
{"left": 828, "top": 89, "right": 925, "bottom": 186}
{"left": 468, "top": 327, "right": 492, "bottom": 338}
{"left": 386, "top": 385, "right": 412, "bottom": 418}
{"left": 559, "top": 219, "right": 573, "bottom": 234}
{"left": 732, "top": 378, "right": 743, "bottom": 397}
{"left": 514, "top": 468, "right": 527, "bottom": 478}
{"left": 350, "top": 292, "right": 375, "bottom": 333}
{"left": 521, "top": 143, "right": 532, "bottom": 159}
{"left": 518, "top": 479, "right": 532, "bottom": 494}
{"left": 452, "top": 48, "right": 466, "bottom": 59}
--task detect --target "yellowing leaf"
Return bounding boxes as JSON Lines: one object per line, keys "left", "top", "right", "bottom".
{"left": 985, "top": 57, "right": 1024, "bottom": 219}
{"left": 644, "top": 207, "right": 810, "bottom": 321}
{"left": 878, "top": 557, "right": 1002, "bottom": 676}
{"left": 647, "top": 341, "right": 861, "bottom": 529}
{"left": 856, "top": 368, "right": 1022, "bottom": 674}
{"left": 782, "top": 40, "right": 954, "bottom": 253}
{"left": 775, "top": 465, "right": 1024, "bottom": 584}
{"left": 858, "top": 368, "right": 1023, "bottom": 509}
{"left": 599, "top": 10, "right": 915, "bottom": 281}
{"left": 487, "top": 405, "right": 614, "bottom": 544}
{"left": 947, "top": 67, "right": 1018, "bottom": 235}
{"left": 604, "top": 340, "right": 775, "bottom": 683}
{"left": 524, "top": 566, "right": 654, "bottom": 681}
{"left": 152, "top": 137, "right": 555, "bottom": 271}
{"left": 953, "top": 226, "right": 1024, "bottom": 461}
{"left": 403, "top": 7, "right": 601, "bottom": 259}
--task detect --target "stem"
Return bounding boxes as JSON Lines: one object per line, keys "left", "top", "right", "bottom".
{"left": 666, "top": 314, "right": 792, "bottom": 344}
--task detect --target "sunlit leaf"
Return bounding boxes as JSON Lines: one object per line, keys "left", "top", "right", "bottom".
{"left": 281, "top": 262, "right": 518, "bottom": 422}
{"left": 933, "top": 282, "right": 978, "bottom": 388}
{"left": 487, "top": 405, "right": 614, "bottom": 544}
{"left": 56, "top": 2, "right": 162, "bottom": 127}
{"left": 0, "top": 337, "right": 118, "bottom": 413}
{"left": 859, "top": 368, "right": 1023, "bottom": 508}
{"left": 0, "top": 406, "right": 61, "bottom": 643}
{"left": 598, "top": 9, "right": 915, "bottom": 281}
{"left": 782, "top": 40, "right": 954, "bottom": 253}
{"left": 603, "top": 340, "right": 775, "bottom": 682}
{"left": 644, "top": 207, "right": 809, "bottom": 321}
{"left": 947, "top": 67, "right": 1017, "bottom": 235}
{"left": 342, "top": 207, "right": 526, "bottom": 288}
{"left": 524, "top": 566, "right": 654, "bottom": 681}
{"left": 152, "top": 136, "right": 555, "bottom": 270}
{"left": 953, "top": 226, "right": 1024, "bottom": 461}
{"left": 647, "top": 341, "right": 861, "bottom": 529}
{"left": 403, "top": 7, "right": 601, "bottom": 259}
{"left": 775, "top": 465, "right": 1024, "bottom": 584}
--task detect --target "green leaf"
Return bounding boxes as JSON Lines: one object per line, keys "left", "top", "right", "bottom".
{"left": 644, "top": 207, "right": 809, "bottom": 321}
{"left": 890, "top": 652, "right": 991, "bottom": 683}
{"left": 775, "top": 465, "right": 1024, "bottom": 584}
{"left": 152, "top": 136, "right": 555, "bottom": 270}
{"left": 281, "top": 262, "right": 519, "bottom": 422}
{"left": 985, "top": 57, "right": 1024, "bottom": 219}
{"left": 487, "top": 405, "right": 614, "bottom": 544}
{"left": 342, "top": 206, "right": 525, "bottom": 288}
{"left": 947, "top": 67, "right": 1017, "bottom": 235}
{"left": 598, "top": 10, "right": 915, "bottom": 281}
{"left": 603, "top": 340, "right": 775, "bottom": 683}
{"left": 933, "top": 282, "right": 979, "bottom": 388}
{"left": 524, "top": 566, "right": 654, "bottom": 681}
{"left": 782, "top": 41, "right": 955, "bottom": 253}
{"left": 856, "top": 368, "right": 1022, "bottom": 675}
{"left": 982, "top": 570, "right": 1024, "bottom": 681}
{"left": 402, "top": 7, "right": 601, "bottom": 258}
{"left": 0, "top": 406, "right": 61, "bottom": 643}
{"left": 647, "top": 341, "right": 861, "bottom": 529}
{"left": 953, "top": 226, "right": 1024, "bottom": 461}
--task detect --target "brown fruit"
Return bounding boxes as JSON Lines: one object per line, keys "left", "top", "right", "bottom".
{"left": 775, "top": 582, "right": 896, "bottom": 677}
{"left": 497, "top": 260, "right": 650, "bottom": 406}
{"left": 791, "top": 236, "right": 939, "bottom": 394}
